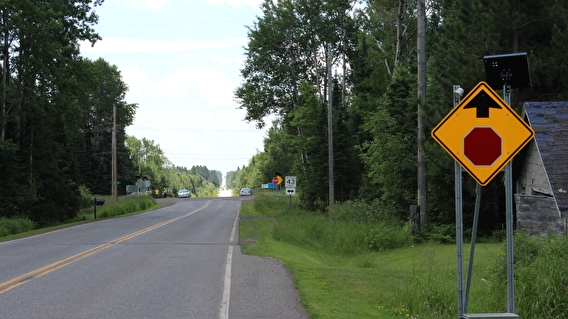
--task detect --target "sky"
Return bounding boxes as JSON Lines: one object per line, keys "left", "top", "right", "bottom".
{"left": 80, "top": 0, "right": 267, "bottom": 175}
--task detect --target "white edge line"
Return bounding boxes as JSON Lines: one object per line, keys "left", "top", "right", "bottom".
{"left": 220, "top": 205, "right": 240, "bottom": 319}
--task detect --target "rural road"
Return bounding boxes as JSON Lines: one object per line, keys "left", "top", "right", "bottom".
{"left": 0, "top": 197, "right": 308, "bottom": 319}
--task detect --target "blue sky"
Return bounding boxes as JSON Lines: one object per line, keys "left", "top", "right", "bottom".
{"left": 80, "top": 0, "right": 267, "bottom": 175}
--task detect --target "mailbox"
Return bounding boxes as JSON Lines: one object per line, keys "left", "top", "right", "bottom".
{"left": 93, "top": 197, "right": 105, "bottom": 219}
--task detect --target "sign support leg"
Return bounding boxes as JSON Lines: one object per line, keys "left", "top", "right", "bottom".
{"left": 502, "top": 82, "right": 515, "bottom": 313}
{"left": 455, "top": 162, "right": 464, "bottom": 318}
{"left": 464, "top": 184, "right": 482, "bottom": 313}
{"left": 505, "top": 163, "right": 515, "bottom": 313}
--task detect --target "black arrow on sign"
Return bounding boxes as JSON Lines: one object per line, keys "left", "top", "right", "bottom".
{"left": 463, "top": 91, "right": 502, "bottom": 118}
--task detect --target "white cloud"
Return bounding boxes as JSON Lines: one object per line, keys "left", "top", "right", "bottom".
{"left": 207, "top": 52, "right": 243, "bottom": 66}
{"left": 186, "top": 67, "right": 237, "bottom": 107}
{"left": 120, "top": 65, "right": 153, "bottom": 96}
{"left": 120, "top": 64, "right": 237, "bottom": 110}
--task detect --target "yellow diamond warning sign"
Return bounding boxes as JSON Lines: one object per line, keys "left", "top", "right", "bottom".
{"left": 431, "top": 81, "right": 534, "bottom": 186}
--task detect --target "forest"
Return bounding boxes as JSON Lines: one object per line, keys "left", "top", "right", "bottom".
{"left": 227, "top": 0, "right": 568, "bottom": 234}
{"left": 1, "top": 0, "right": 568, "bottom": 232}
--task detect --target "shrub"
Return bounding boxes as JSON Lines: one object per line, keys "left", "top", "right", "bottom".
{"left": 416, "top": 222, "right": 456, "bottom": 244}
{"left": 94, "top": 196, "right": 155, "bottom": 218}
{"left": 328, "top": 199, "right": 400, "bottom": 224}
{"left": 78, "top": 185, "right": 94, "bottom": 209}
{"left": 365, "top": 224, "right": 410, "bottom": 251}
{"left": 0, "top": 216, "right": 36, "bottom": 237}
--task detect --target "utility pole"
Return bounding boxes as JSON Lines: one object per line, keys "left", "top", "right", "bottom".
{"left": 327, "top": 44, "right": 334, "bottom": 206}
{"left": 112, "top": 103, "right": 118, "bottom": 203}
{"left": 417, "top": 0, "right": 427, "bottom": 229}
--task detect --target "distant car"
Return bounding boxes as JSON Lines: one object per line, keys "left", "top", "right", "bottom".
{"left": 240, "top": 188, "right": 252, "bottom": 196}
{"left": 177, "top": 189, "right": 191, "bottom": 198}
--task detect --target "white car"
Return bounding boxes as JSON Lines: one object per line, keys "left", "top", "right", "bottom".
{"left": 177, "top": 189, "right": 191, "bottom": 198}
{"left": 239, "top": 188, "right": 252, "bottom": 196}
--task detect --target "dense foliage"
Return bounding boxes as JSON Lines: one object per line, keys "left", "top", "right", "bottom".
{"left": 231, "top": 0, "right": 568, "bottom": 233}
{"left": 0, "top": 1, "right": 219, "bottom": 224}
{"left": 0, "top": 0, "right": 108, "bottom": 223}
{"left": 2, "top": 0, "right": 568, "bottom": 231}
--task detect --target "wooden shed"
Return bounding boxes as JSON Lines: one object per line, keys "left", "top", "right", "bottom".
{"left": 515, "top": 101, "right": 568, "bottom": 236}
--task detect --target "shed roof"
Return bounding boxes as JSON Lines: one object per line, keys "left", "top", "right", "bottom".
{"left": 523, "top": 101, "right": 568, "bottom": 215}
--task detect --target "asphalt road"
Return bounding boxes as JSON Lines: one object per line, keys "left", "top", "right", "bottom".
{"left": 0, "top": 197, "right": 308, "bottom": 319}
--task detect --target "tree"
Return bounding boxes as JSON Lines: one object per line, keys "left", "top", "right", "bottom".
{"left": 236, "top": 0, "right": 359, "bottom": 208}
{"left": 228, "top": 0, "right": 568, "bottom": 232}
{"left": 287, "top": 82, "right": 329, "bottom": 210}
{"left": 360, "top": 70, "right": 417, "bottom": 218}
{"left": 0, "top": 0, "right": 103, "bottom": 222}
{"left": 262, "top": 119, "right": 295, "bottom": 179}
{"left": 190, "top": 165, "right": 222, "bottom": 188}
{"left": 423, "top": 0, "right": 568, "bottom": 231}
{"left": 78, "top": 58, "right": 136, "bottom": 195}
{"left": 236, "top": 0, "right": 358, "bottom": 125}
{"left": 125, "top": 136, "right": 167, "bottom": 184}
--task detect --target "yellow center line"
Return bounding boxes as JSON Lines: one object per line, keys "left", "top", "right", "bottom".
{"left": 0, "top": 200, "right": 211, "bottom": 295}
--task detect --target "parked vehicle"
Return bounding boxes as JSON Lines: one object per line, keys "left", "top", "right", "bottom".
{"left": 239, "top": 188, "right": 252, "bottom": 196}
{"left": 177, "top": 189, "right": 191, "bottom": 198}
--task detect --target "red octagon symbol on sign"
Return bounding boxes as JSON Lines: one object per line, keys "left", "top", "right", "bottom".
{"left": 464, "top": 127, "right": 502, "bottom": 166}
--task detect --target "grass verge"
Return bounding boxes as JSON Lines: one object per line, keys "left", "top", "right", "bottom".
{"left": 239, "top": 193, "right": 505, "bottom": 318}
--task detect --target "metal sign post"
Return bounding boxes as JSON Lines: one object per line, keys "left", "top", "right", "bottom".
{"left": 503, "top": 83, "right": 515, "bottom": 314}
{"left": 483, "top": 52, "right": 532, "bottom": 315}
{"left": 436, "top": 77, "right": 533, "bottom": 318}
{"left": 285, "top": 176, "right": 296, "bottom": 211}
{"left": 452, "top": 85, "right": 465, "bottom": 318}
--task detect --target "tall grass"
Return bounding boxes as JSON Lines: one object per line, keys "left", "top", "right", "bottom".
{"left": 491, "top": 232, "right": 568, "bottom": 318}
{"left": 90, "top": 196, "right": 156, "bottom": 219}
{"left": 240, "top": 193, "right": 567, "bottom": 318}
{"left": 264, "top": 195, "right": 412, "bottom": 255}
{"left": 0, "top": 216, "right": 36, "bottom": 237}
{"left": 1, "top": 195, "right": 158, "bottom": 239}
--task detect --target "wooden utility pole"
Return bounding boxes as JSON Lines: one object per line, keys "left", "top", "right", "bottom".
{"left": 327, "top": 44, "right": 334, "bottom": 206}
{"left": 112, "top": 103, "right": 118, "bottom": 202}
{"left": 417, "top": 0, "right": 427, "bottom": 228}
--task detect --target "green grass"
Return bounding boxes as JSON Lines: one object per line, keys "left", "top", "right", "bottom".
{"left": 4, "top": 191, "right": 565, "bottom": 318}
{"left": 0, "top": 195, "right": 161, "bottom": 242}
{"left": 239, "top": 193, "right": 506, "bottom": 318}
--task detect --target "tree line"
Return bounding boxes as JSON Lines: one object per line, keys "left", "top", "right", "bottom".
{"left": 2, "top": 0, "right": 567, "bottom": 233}
{"left": 229, "top": 0, "right": 568, "bottom": 234}
{"left": 0, "top": 1, "right": 219, "bottom": 225}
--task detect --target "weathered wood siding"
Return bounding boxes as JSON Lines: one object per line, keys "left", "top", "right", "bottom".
{"left": 515, "top": 194, "right": 566, "bottom": 236}
{"left": 516, "top": 141, "right": 551, "bottom": 196}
